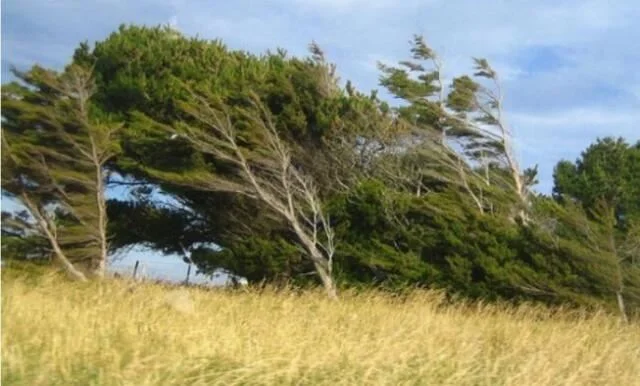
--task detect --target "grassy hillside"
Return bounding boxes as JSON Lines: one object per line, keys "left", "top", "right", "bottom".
{"left": 2, "top": 269, "right": 639, "bottom": 385}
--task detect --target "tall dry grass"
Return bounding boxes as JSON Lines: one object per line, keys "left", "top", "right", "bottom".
{"left": 2, "top": 271, "right": 639, "bottom": 385}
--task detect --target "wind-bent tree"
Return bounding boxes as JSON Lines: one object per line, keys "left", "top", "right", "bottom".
{"left": 378, "top": 36, "right": 532, "bottom": 221}
{"left": 4, "top": 24, "right": 633, "bottom": 312}
{"left": 449, "top": 58, "right": 531, "bottom": 220}
{"left": 135, "top": 91, "right": 338, "bottom": 298}
{"left": 377, "top": 36, "right": 488, "bottom": 210}
{"left": 590, "top": 201, "right": 638, "bottom": 322}
{"left": 552, "top": 137, "right": 640, "bottom": 320}
{"left": 1, "top": 210, "right": 51, "bottom": 261}
{"left": 1, "top": 64, "right": 121, "bottom": 278}
{"left": 72, "top": 25, "right": 384, "bottom": 288}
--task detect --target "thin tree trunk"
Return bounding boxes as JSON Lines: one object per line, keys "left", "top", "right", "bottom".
{"left": 94, "top": 181, "right": 108, "bottom": 278}
{"left": 313, "top": 260, "right": 338, "bottom": 300}
{"left": 459, "top": 168, "right": 484, "bottom": 214}
{"left": 91, "top": 138, "right": 108, "bottom": 278}
{"left": 609, "top": 227, "right": 628, "bottom": 323}
{"left": 616, "top": 291, "right": 628, "bottom": 324}
{"left": 292, "top": 219, "right": 338, "bottom": 299}
{"left": 185, "top": 263, "right": 192, "bottom": 285}
{"left": 133, "top": 260, "right": 140, "bottom": 280}
{"left": 22, "top": 193, "right": 88, "bottom": 281}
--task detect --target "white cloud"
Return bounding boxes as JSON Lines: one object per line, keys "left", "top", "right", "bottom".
{"left": 512, "top": 108, "right": 640, "bottom": 130}
{"left": 168, "top": 15, "right": 179, "bottom": 29}
{"left": 2, "top": 0, "right": 639, "bottom": 194}
{"left": 284, "top": 0, "right": 432, "bottom": 12}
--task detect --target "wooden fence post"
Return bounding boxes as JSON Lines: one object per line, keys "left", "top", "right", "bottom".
{"left": 132, "top": 260, "right": 140, "bottom": 280}
{"left": 185, "top": 263, "right": 192, "bottom": 285}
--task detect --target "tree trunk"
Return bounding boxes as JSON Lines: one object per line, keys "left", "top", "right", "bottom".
{"left": 92, "top": 259, "right": 106, "bottom": 279}
{"left": 91, "top": 138, "right": 109, "bottom": 279}
{"left": 609, "top": 229, "right": 628, "bottom": 323}
{"left": 291, "top": 219, "right": 337, "bottom": 299}
{"left": 314, "top": 261, "right": 338, "bottom": 300}
{"left": 50, "top": 235, "right": 89, "bottom": 282}
{"left": 185, "top": 263, "right": 192, "bottom": 285}
{"left": 616, "top": 291, "right": 628, "bottom": 324}
{"left": 22, "top": 193, "right": 88, "bottom": 282}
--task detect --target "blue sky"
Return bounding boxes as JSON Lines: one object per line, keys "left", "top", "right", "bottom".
{"left": 2, "top": 0, "right": 639, "bottom": 279}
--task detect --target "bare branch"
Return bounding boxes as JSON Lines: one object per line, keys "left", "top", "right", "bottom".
{"left": 20, "top": 192, "right": 87, "bottom": 281}
{"left": 175, "top": 90, "right": 339, "bottom": 298}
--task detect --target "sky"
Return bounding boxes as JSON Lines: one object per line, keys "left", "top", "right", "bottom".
{"left": 2, "top": 0, "right": 639, "bottom": 281}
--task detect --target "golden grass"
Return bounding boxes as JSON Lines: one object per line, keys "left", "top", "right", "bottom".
{"left": 2, "top": 272, "right": 640, "bottom": 386}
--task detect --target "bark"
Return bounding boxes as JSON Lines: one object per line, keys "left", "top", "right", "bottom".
{"left": 606, "top": 212, "right": 628, "bottom": 323}
{"left": 314, "top": 260, "right": 338, "bottom": 300}
{"left": 90, "top": 136, "right": 108, "bottom": 278}
{"left": 616, "top": 291, "right": 628, "bottom": 324}
{"left": 22, "top": 193, "right": 88, "bottom": 281}
{"left": 178, "top": 93, "right": 339, "bottom": 298}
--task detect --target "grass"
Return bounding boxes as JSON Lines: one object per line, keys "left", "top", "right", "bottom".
{"left": 2, "top": 269, "right": 640, "bottom": 385}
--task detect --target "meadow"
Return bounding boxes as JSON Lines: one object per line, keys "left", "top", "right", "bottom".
{"left": 2, "top": 269, "right": 640, "bottom": 386}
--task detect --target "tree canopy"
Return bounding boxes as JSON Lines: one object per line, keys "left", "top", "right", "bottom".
{"left": 2, "top": 24, "right": 638, "bottom": 317}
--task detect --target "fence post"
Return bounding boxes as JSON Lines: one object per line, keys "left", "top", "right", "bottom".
{"left": 132, "top": 260, "right": 140, "bottom": 280}
{"left": 179, "top": 242, "right": 194, "bottom": 286}
{"left": 185, "top": 263, "right": 192, "bottom": 285}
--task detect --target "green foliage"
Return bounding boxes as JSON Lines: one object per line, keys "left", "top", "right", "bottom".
{"left": 3, "top": 24, "right": 638, "bottom": 312}
{"left": 1, "top": 211, "right": 50, "bottom": 261}
{"left": 322, "top": 179, "right": 630, "bottom": 308}
{"left": 551, "top": 137, "right": 640, "bottom": 316}
{"left": 72, "top": 24, "right": 392, "bottom": 286}
{"left": 190, "top": 236, "right": 308, "bottom": 285}
{"left": 553, "top": 137, "right": 640, "bottom": 228}
{"left": 2, "top": 64, "right": 120, "bottom": 276}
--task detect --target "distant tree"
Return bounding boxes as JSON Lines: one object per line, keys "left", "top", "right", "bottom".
{"left": 1, "top": 65, "right": 121, "bottom": 279}
{"left": 553, "top": 137, "right": 640, "bottom": 228}
{"left": 552, "top": 137, "right": 640, "bottom": 320}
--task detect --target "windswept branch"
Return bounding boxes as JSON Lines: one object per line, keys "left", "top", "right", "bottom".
{"left": 171, "top": 90, "right": 338, "bottom": 298}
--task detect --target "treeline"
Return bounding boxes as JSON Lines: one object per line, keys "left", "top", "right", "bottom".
{"left": 2, "top": 25, "right": 639, "bottom": 317}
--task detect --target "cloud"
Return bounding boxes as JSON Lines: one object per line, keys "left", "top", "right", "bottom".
{"left": 286, "top": 0, "right": 396, "bottom": 11}
{"left": 512, "top": 108, "right": 640, "bottom": 131}
{"left": 2, "top": 0, "right": 639, "bottom": 194}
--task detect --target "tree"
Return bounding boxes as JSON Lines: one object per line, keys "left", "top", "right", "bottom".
{"left": 4, "top": 23, "right": 632, "bottom": 312}
{"left": 149, "top": 91, "right": 338, "bottom": 298}
{"left": 378, "top": 36, "right": 531, "bottom": 221}
{"left": 552, "top": 137, "right": 640, "bottom": 320}
{"left": 1, "top": 210, "right": 51, "bottom": 261}
{"left": 1, "top": 65, "right": 121, "bottom": 279}
{"left": 591, "top": 201, "right": 635, "bottom": 322}
{"left": 553, "top": 137, "right": 640, "bottom": 228}
{"left": 73, "top": 25, "right": 385, "bottom": 287}
{"left": 377, "top": 36, "right": 488, "bottom": 212}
